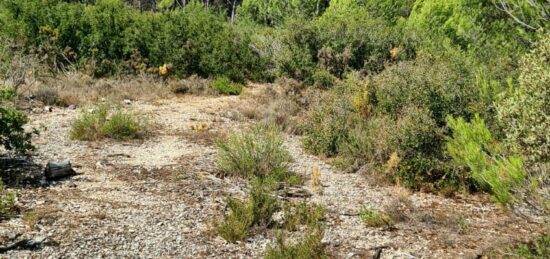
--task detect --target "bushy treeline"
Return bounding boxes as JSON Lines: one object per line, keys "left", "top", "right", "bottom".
{"left": 1, "top": 0, "right": 548, "bottom": 204}
{"left": 0, "top": 0, "right": 268, "bottom": 81}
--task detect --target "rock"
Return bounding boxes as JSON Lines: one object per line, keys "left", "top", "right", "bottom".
{"left": 44, "top": 106, "right": 53, "bottom": 112}
{"left": 45, "top": 160, "right": 76, "bottom": 180}
{"left": 124, "top": 99, "right": 132, "bottom": 105}
{"left": 68, "top": 104, "right": 77, "bottom": 110}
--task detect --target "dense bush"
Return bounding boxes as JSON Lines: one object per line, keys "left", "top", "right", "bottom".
{"left": 0, "top": 0, "right": 267, "bottom": 81}
{"left": 496, "top": 33, "right": 550, "bottom": 166}
{"left": 0, "top": 86, "right": 34, "bottom": 154}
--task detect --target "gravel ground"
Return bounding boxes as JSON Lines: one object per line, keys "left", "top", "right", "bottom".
{"left": 0, "top": 91, "right": 547, "bottom": 258}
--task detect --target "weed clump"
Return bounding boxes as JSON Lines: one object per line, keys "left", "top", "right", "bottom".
{"left": 217, "top": 123, "right": 294, "bottom": 182}
{"left": 70, "top": 104, "right": 147, "bottom": 141}
{"left": 359, "top": 207, "right": 394, "bottom": 228}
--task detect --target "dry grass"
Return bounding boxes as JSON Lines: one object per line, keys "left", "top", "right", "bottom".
{"left": 20, "top": 72, "right": 171, "bottom": 105}
{"left": 238, "top": 84, "right": 306, "bottom": 133}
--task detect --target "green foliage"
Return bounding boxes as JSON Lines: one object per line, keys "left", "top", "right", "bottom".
{"left": 496, "top": 33, "right": 550, "bottom": 165}
{"left": 217, "top": 123, "right": 294, "bottom": 181}
{"left": 0, "top": 179, "right": 16, "bottom": 219}
{"left": 359, "top": 207, "right": 394, "bottom": 227}
{"left": 506, "top": 235, "right": 550, "bottom": 259}
{"left": 215, "top": 178, "right": 278, "bottom": 243}
{"left": 446, "top": 115, "right": 526, "bottom": 204}
{"left": 281, "top": 202, "right": 325, "bottom": 231}
{"left": 70, "top": 104, "right": 147, "bottom": 141}
{"left": 0, "top": 0, "right": 268, "bottom": 81}
{"left": 264, "top": 228, "right": 326, "bottom": 259}
{"left": 215, "top": 196, "right": 254, "bottom": 243}
{"left": 210, "top": 77, "right": 243, "bottom": 95}
{"left": 238, "top": 0, "right": 326, "bottom": 26}
{"left": 0, "top": 86, "right": 34, "bottom": 154}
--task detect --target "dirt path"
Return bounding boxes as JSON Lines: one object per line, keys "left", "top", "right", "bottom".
{"left": 0, "top": 91, "right": 546, "bottom": 258}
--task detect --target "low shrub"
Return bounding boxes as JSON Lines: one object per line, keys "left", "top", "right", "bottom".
{"left": 359, "top": 207, "right": 394, "bottom": 228}
{"left": 0, "top": 179, "right": 16, "bottom": 219}
{"left": 217, "top": 123, "right": 294, "bottom": 181}
{"left": 210, "top": 77, "right": 243, "bottom": 95}
{"left": 33, "top": 87, "right": 62, "bottom": 106}
{"left": 446, "top": 115, "right": 526, "bottom": 205}
{"left": 281, "top": 202, "right": 325, "bottom": 231}
{"left": 70, "top": 104, "right": 147, "bottom": 141}
{"left": 215, "top": 178, "right": 278, "bottom": 243}
{"left": 264, "top": 228, "right": 326, "bottom": 259}
{"left": 169, "top": 75, "right": 213, "bottom": 95}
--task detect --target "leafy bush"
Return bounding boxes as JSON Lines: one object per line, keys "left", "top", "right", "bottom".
{"left": 0, "top": 179, "right": 16, "bottom": 219}
{"left": 217, "top": 123, "right": 294, "bottom": 181}
{"left": 70, "top": 104, "right": 147, "bottom": 141}
{"left": 0, "top": 86, "right": 34, "bottom": 154}
{"left": 359, "top": 207, "right": 394, "bottom": 227}
{"left": 496, "top": 33, "right": 550, "bottom": 166}
{"left": 210, "top": 77, "right": 243, "bottom": 95}
{"left": 301, "top": 81, "right": 356, "bottom": 157}
{"left": 446, "top": 115, "right": 526, "bottom": 204}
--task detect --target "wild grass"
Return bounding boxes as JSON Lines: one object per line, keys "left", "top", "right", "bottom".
{"left": 70, "top": 104, "right": 147, "bottom": 141}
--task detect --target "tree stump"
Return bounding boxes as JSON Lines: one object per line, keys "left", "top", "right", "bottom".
{"left": 45, "top": 160, "right": 75, "bottom": 180}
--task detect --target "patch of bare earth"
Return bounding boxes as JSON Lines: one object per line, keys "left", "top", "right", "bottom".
{"left": 1, "top": 87, "right": 547, "bottom": 258}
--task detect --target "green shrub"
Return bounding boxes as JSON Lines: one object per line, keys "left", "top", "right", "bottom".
{"left": 215, "top": 196, "right": 254, "bottom": 243}
{"left": 0, "top": 179, "right": 16, "bottom": 219}
{"left": 215, "top": 178, "right": 278, "bottom": 243}
{"left": 0, "top": 86, "right": 34, "bottom": 154}
{"left": 264, "top": 228, "right": 326, "bottom": 259}
{"left": 70, "top": 104, "right": 146, "bottom": 141}
{"left": 446, "top": 115, "right": 526, "bottom": 204}
{"left": 281, "top": 202, "right": 325, "bottom": 231}
{"left": 217, "top": 123, "right": 294, "bottom": 181}
{"left": 359, "top": 207, "right": 394, "bottom": 227}
{"left": 496, "top": 33, "right": 550, "bottom": 166}
{"left": 505, "top": 235, "right": 550, "bottom": 259}
{"left": 371, "top": 52, "right": 479, "bottom": 126}
{"left": 210, "top": 77, "right": 243, "bottom": 95}
{"left": 301, "top": 81, "right": 356, "bottom": 157}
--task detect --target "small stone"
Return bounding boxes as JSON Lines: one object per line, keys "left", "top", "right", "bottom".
{"left": 68, "top": 104, "right": 77, "bottom": 110}
{"left": 44, "top": 106, "right": 53, "bottom": 112}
